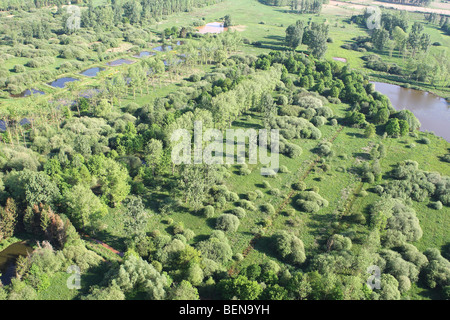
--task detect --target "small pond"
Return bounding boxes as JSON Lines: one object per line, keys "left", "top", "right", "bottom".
{"left": 80, "top": 67, "right": 105, "bottom": 77}
{"left": 106, "top": 59, "right": 135, "bottom": 66}
{"left": 48, "top": 77, "right": 79, "bottom": 88}
{"left": 133, "top": 51, "right": 156, "bottom": 58}
{"left": 196, "top": 22, "right": 228, "bottom": 34}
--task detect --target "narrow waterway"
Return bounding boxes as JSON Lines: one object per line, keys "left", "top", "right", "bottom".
{"left": 0, "top": 241, "right": 33, "bottom": 285}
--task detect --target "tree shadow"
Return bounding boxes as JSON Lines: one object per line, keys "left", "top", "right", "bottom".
{"left": 253, "top": 235, "right": 278, "bottom": 259}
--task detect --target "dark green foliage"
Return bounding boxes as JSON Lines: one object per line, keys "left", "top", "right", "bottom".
{"left": 272, "top": 231, "right": 306, "bottom": 265}
{"left": 296, "top": 191, "right": 328, "bottom": 213}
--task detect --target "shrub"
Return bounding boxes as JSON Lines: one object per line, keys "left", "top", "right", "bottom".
{"left": 13, "top": 65, "right": 26, "bottom": 73}
{"left": 255, "top": 190, "right": 264, "bottom": 199}
{"left": 246, "top": 191, "right": 258, "bottom": 201}
{"left": 329, "top": 234, "right": 352, "bottom": 251}
{"left": 279, "top": 165, "right": 290, "bottom": 173}
{"left": 203, "top": 205, "right": 215, "bottom": 218}
{"left": 272, "top": 231, "right": 306, "bottom": 265}
{"left": 231, "top": 207, "right": 246, "bottom": 219}
{"left": 262, "top": 181, "right": 271, "bottom": 189}
{"left": 284, "top": 143, "right": 303, "bottom": 158}
{"left": 419, "top": 137, "right": 430, "bottom": 144}
{"left": 268, "top": 188, "right": 281, "bottom": 197}
{"left": 260, "top": 203, "right": 276, "bottom": 215}
{"left": 216, "top": 214, "right": 240, "bottom": 232}
{"left": 295, "top": 191, "right": 328, "bottom": 213}
{"left": 239, "top": 200, "right": 256, "bottom": 211}
{"left": 292, "top": 181, "right": 306, "bottom": 191}
{"left": 431, "top": 201, "right": 443, "bottom": 210}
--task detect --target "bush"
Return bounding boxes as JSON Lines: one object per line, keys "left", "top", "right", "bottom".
{"left": 272, "top": 231, "right": 306, "bottom": 265}
{"left": 292, "top": 181, "right": 306, "bottom": 191}
{"left": 239, "top": 200, "right": 257, "bottom": 211}
{"left": 431, "top": 201, "right": 443, "bottom": 210}
{"left": 216, "top": 214, "right": 240, "bottom": 232}
{"left": 296, "top": 191, "right": 328, "bottom": 213}
{"left": 268, "top": 188, "right": 281, "bottom": 197}
{"left": 13, "top": 65, "right": 26, "bottom": 73}
{"left": 419, "top": 137, "right": 431, "bottom": 145}
{"left": 260, "top": 203, "right": 276, "bottom": 215}
{"left": 231, "top": 207, "right": 246, "bottom": 219}
{"left": 203, "top": 205, "right": 215, "bottom": 218}
{"left": 284, "top": 143, "right": 302, "bottom": 158}
{"left": 329, "top": 234, "right": 352, "bottom": 251}
{"left": 262, "top": 181, "right": 271, "bottom": 189}
{"left": 246, "top": 191, "right": 258, "bottom": 201}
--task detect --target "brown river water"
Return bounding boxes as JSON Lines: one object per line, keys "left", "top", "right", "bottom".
{"left": 372, "top": 82, "right": 450, "bottom": 142}
{"left": 0, "top": 241, "right": 33, "bottom": 285}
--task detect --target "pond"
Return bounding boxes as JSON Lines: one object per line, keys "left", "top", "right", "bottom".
{"left": 48, "top": 77, "right": 79, "bottom": 88}
{"left": 372, "top": 82, "right": 450, "bottom": 142}
{"left": 0, "top": 241, "right": 33, "bottom": 285}
{"left": 80, "top": 67, "right": 105, "bottom": 77}
{"left": 106, "top": 58, "right": 135, "bottom": 66}
{"left": 196, "top": 22, "right": 228, "bottom": 34}
{"left": 332, "top": 57, "right": 347, "bottom": 63}
{"left": 133, "top": 51, "right": 156, "bottom": 58}
{"left": 152, "top": 45, "right": 173, "bottom": 52}
{"left": 11, "top": 88, "right": 45, "bottom": 98}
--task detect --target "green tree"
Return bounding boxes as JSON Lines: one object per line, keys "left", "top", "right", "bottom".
{"left": 64, "top": 184, "right": 108, "bottom": 229}
{"left": 385, "top": 118, "right": 400, "bottom": 137}
{"left": 218, "top": 275, "right": 263, "bottom": 300}
{"left": 285, "top": 20, "right": 304, "bottom": 50}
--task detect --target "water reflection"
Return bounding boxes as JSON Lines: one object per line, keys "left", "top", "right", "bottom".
{"left": 48, "top": 77, "right": 79, "bottom": 88}
{"left": 80, "top": 67, "right": 105, "bottom": 77}
{"left": 196, "top": 22, "right": 228, "bottom": 34}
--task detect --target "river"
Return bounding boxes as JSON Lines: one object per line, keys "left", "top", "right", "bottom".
{"left": 372, "top": 82, "right": 450, "bottom": 142}
{"left": 0, "top": 241, "right": 33, "bottom": 285}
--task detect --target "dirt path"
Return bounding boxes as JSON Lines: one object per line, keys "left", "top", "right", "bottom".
{"left": 81, "top": 233, "right": 124, "bottom": 257}
{"left": 228, "top": 126, "right": 345, "bottom": 276}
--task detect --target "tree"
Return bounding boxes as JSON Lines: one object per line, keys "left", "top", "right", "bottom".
{"left": 169, "top": 280, "right": 199, "bottom": 300}
{"left": 385, "top": 118, "right": 400, "bottom": 137}
{"left": 374, "top": 108, "right": 390, "bottom": 125}
{"left": 372, "top": 28, "right": 390, "bottom": 51}
{"left": 96, "top": 158, "right": 131, "bottom": 207}
{"left": 285, "top": 20, "right": 304, "bottom": 50}
{"left": 215, "top": 214, "right": 240, "bottom": 232}
{"left": 64, "top": 184, "right": 108, "bottom": 229}
{"left": 112, "top": 255, "right": 169, "bottom": 300}
{"left": 365, "top": 123, "right": 376, "bottom": 138}
{"left": 302, "top": 22, "right": 329, "bottom": 59}
{"left": 218, "top": 275, "right": 263, "bottom": 300}
{"left": 0, "top": 198, "right": 17, "bottom": 240}
{"left": 145, "top": 139, "right": 163, "bottom": 175}
{"left": 223, "top": 15, "right": 233, "bottom": 28}
{"left": 124, "top": 196, "right": 148, "bottom": 241}
{"left": 398, "top": 119, "right": 409, "bottom": 136}
{"left": 273, "top": 231, "right": 306, "bottom": 265}
{"left": 5, "top": 170, "right": 60, "bottom": 207}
